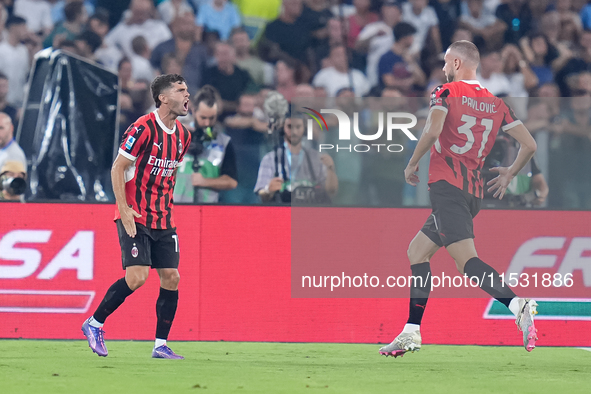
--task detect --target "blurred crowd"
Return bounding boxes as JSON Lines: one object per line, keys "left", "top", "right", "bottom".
{"left": 0, "top": 0, "right": 590, "bottom": 209}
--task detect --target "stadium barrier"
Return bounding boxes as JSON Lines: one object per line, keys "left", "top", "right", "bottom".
{"left": 0, "top": 203, "right": 589, "bottom": 346}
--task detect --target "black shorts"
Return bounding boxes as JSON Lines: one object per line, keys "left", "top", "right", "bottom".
{"left": 421, "top": 180, "right": 481, "bottom": 247}
{"left": 116, "top": 220, "right": 180, "bottom": 270}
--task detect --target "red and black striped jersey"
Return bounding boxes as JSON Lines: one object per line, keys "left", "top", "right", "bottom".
{"left": 114, "top": 110, "right": 191, "bottom": 229}
{"left": 428, "top": 80, "right": 521, "bottom": 198}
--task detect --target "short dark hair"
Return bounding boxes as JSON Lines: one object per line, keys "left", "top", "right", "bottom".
{"left": 89, "top": 9, "right": 110, "bottom": 25}
{"left": 118, "top": 56, "right": 130, "bottom": 71}
{"left": 65, "top": 1, "right": 85, "bottom": 23}
{"left": 0, "top": 72, "right": 7, "bottom": 81}
{"left": 151, "top": 74, "right": 186, "bottom": 108}
{"left": 76, "top": 30, "right": 102, "bottom": 52}
{"left": 193, "top": 85, "right": 219, "bottom": 109}
{"left": 131, "top": 35, "right": 148, "bottom": 56}
{"left": 6, "top": 15, "right": 27, "bottom": 29}
{"left": 230, "top": 27, "right": 248, "bottom": 39}
{"left": 393, "top": 22, "right": 416, "bottom": 40}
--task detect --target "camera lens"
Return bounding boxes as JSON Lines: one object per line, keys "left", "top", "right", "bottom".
{"left": 9, "top": 178, "right": 27, "bottom": 195}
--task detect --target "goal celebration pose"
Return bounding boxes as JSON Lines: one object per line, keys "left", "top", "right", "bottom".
{"left": 380, "top": 41, "right": 539, "bottom": 357}
{"left": 82, "top": 74, "right": 191, "bottom": 359}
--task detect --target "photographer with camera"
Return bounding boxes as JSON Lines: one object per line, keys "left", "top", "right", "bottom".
{"left": 254, "top": 112, "right": 338, "bottom": 204}
{"left": 0, "top": 112, "right": 26, "bottom": 171}
{"left": 0, "top": 160, "right": 26, "bottom": 202}
{"left": 173, "top": 85, "right": 237, "bottom": 203}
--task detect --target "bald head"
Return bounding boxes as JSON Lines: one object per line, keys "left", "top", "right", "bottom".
{"left": 443, "top": 40, "right": 480, "bottom": 83}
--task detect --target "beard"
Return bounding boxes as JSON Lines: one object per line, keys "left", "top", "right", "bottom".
{"left": 446, "top": 70, "right": 455, "bottom": 83}
{"left": 286, "top": 134, "right": 302, "bottom": 147}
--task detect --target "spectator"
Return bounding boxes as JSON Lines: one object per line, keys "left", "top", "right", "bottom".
{"left": 89, "top": 10, "right": 123, "bottom": 71}
{"left": 57, "top": 38, "right": 78, "bottom": 53}
{"left": 0, "top": 160, "right": 27, "bottom": 201}
{"left": 459, "top": 0, "right": 507, "bottom": 50}
{"left": 231, "top": 27, "right": 273, "bottom": 87}
{"left": 451, "top": 27, "right": 475, "bottom": 43}
{"left": 13, "top": 0, "right": 53, "bottom": 36}
{"left": 118, "top": 57, "right": 152, "bottom": 119}
{"left": 312, "top": 45, "right": 371, "bottom": 97}
{"left": 378, "top": 22, "right": 426, "bottom": 94}
{"left": 50, "top": 0, "right": 94, "bottom": 25}
{"left": 501, "top": 43, "right": 538, "bottom": 95}
{"left": 554, "top": 29, "right": 591, "bottom": 96}
{"left": 161, "top": 53, "right": 183, "bottom": 75}
{"left": 222, "top": 93, "right": 268, "bottom": 203}
{"left": 294, "top": 83, "right": 315, "bottom": 98}
{"left": 195, "top": 0, "right": 241, "bottom": 42}
{"left": 104, "top": 0, "right": 172, "bottom": 58}
{"left": 0, "top": 73, "right": 18, "bottom": 128}
{"left": 174, "top": 85, "right": 238, "bottom": 203}
{"left": 0, "top": 16, "right": 30, "bottom": 107}
{"left": 347, "top": 0, "right": 379, "bottom": 51}
{"left": 553, "top": 90, "right": 591, "bottom": 208}
{"left": 0, "top": 112, "right": 26, "bottom": 170}
{"left": 43, "top": 0, "right": 87, "bottom": 48}
{"left": 495, "top": 0, "right": 532, "bottom": 45}
{"left": 255, "top": 113, "right": 337, "bottom": 203}
{"left": 402, "top": 0, "right": 441, "bottom": 57}
{"left": 528, "top": 0, "right": 551, "bottom": 31}
{"left": 158, "top": 0, "right": 193, "bottom": 25}
{"left": 300, "top": 0, "right": 332, "bottom": 44}
{"left": 524, "top": 82, "right": 563, "bottom": 136}
{"left": 314, "top": 17, "right": 345, "bottom": 72}
{"left": 73, "top": 29, "right": 102, "bottom": 62}
{"left": 259, "top": 0, "right": 313, "bottom": 68}
{"left": 482, "top": 134, "right": 549, "bottom": 208}
{"left": 355, "top": 0, "right": 401, "bottom": 88}
{"left": 556, "top": 0, "right": 583, "bottom": 45}
{"left": 204, "top": 41, "right": 253, "bottom": 115}
{"left": 477, "top": 50, "right": 512, "bottom": 96}
{"left": 275, "top": 59, "right": 298, "bottom": 103}
{"left": 130, "top": 35, "right": 155, "bottom": 82}
{"left": 232, "top": 0, "right": 281, "bottom": 40}
{"left": 581, "top": 1, "right": 591, "bottom": 30}
{"left": 150, "top": 12, "right": 208, "bottom": 95}
{"left": 519, "top": 33, "right": 565, "bottom": 87}
{"left": 431, "top": 0, "right": 462, "bottom": 50}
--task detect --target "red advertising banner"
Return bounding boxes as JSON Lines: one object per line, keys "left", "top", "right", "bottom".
{"left": 0, "top": 203, "right": 589, "bottom": 347}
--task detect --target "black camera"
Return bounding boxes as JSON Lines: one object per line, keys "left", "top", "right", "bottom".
{"left": 0, "top": 175, "right": 26, "bottom": 196}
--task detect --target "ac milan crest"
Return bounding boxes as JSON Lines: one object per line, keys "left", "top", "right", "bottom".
{"left": 131, "top": 244, "right": 139, "bottom": 258}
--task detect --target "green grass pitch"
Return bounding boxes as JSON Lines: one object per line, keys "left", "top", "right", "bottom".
{"left": 1, "top": 340, "right": 590, "bottom": 393}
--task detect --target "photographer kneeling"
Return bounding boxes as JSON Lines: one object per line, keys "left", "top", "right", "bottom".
{"left": 0, "top": 161, "right": 26, "bottom": 202}
{"left": 254, "top": 113, "right": 338, "bottom": 204}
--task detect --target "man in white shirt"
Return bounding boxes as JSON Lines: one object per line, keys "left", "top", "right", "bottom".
{"left": 401, "top": 0, "right": 441, "bottom": 56}
{"left": 105, "top": 0, "right": 172, "bottom": 58}
{"left": 312, "top": 45, "right": 371, "bottom": 97}
{"left": 476, "top": 50, "right": 512, "bottom": 96}
{"left": 356, "top": 0, "right": 401, "bottom": 88}
{"left": 459, "top": 0, "right": 506, "bottom": 49}
{"left": 0, "top": 112, "right": 26, "bottom": 170}
{"left": 13, "top": 0, "right": 53, "bottom": 36}
{"left": 0, "top": 16, "right": 31, "bottom": 107}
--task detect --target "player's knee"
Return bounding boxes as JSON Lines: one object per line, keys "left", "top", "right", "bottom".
{"left": 407, "top": 246, "right": 427, "bottom": 265}
{"left": 161, "top": 270, "right": 180, "bottom": 288}
{"left": 127, "top": 274, "right": 148, "bottom": 290}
